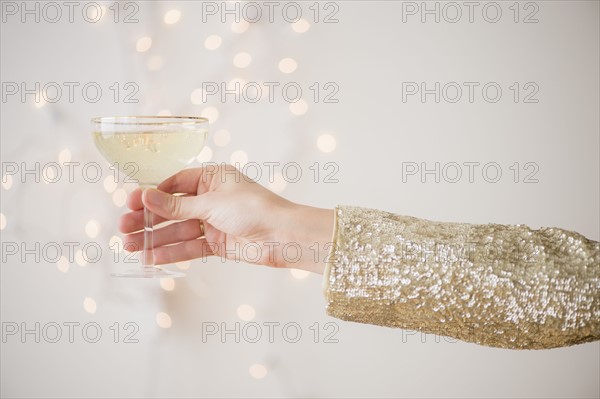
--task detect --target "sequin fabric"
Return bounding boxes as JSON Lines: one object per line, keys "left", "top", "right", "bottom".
{"left": 324, "top": 206, "right": 600, "bottom": 349}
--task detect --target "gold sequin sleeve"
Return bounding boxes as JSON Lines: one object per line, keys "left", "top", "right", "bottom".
{"left": 323, "top": 206, "right": 600, "bottom": 349}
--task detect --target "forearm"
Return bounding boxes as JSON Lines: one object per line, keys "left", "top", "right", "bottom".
{"left": 324, "top": 205, "right": 600, "bottom": 349}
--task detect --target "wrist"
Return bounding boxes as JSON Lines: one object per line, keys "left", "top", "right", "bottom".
{"left": 281, "top": 203, "right": 334, "bottom": 274}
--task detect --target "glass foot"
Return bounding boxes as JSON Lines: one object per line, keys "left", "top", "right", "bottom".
{"left": 111, "top": 267, "right": 185, "bottom": 278}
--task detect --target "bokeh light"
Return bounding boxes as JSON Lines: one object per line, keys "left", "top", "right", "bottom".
{"left": 83, "top": 297, "right": 97, "bottom": 314}
{"left": 230, "top": 150, "right": 248, "bottom": 167}
{"left": 1, "top": 174, "right": 12, "bottom": 190}
{"left": 197, "top": 146, "right": 213, "bottom": 163}
{"left": 233, "top": 52, "right": 252, "bottom": 68}
{"left": 317, "top": 134, "right": 337, "bottom": 153}
{"left": 147, "top": 55, "right": 164, "bottom": 71}
{"left": 204, "top": 34, "right": 222, "bottom": 50}
{"left": 58, "top": 148, "right": 71, "bottom": 164}
{"left": 136, "top": 36, "right": 152, "bottom": 52}
{"left": 75, "top": 250, "right": 87, "bottom": 267}
{"left": 201, "top": 106, "right": 219, "bottom": 123}
{"left": 109, "top": 235, "right": 123, "bottom": 251}
{"left": 190, "top": 88, "right": 204, "bottom": 105}
{"left": 249, "top": 364, "right": 268, "bottom": 379}
{"left": 112, "top": 189, "right": 127, "bottom": 207}
{"left": 268, "top": 173, "right": 287, "bottom": 193}
{"left": 278, "top": 58, "right": 297, "bottom": 74}
{"left": 164, "top": 9, "right": 181, "bottom": 25}
{"left": 290, "top": 269, "right": 310, "bottom": 279}
{"left": 291, "top": 18, "right": 311, "bottom": 33}
{"left": 237, "top": 304, "right": 256, "bottom": 321}
{"left": 103, "top": 176, "right": 118, "bottom": 193}
{"left": 85, "top": 219, "right": 100, "bottom": 238}
{"left": 231, "top": 20, "right": 250, "bottom": 33}
{"left": 156, "top": 312, "right": 172, "bottom": 328}
{"left": 160, "top": 278, "right": 175, "bottom": 291}
{"left": 289, "top": 99, "right": 308, "bottom": 116}
{"left": 56, "top": 256, "right": 69, "bottom": 273}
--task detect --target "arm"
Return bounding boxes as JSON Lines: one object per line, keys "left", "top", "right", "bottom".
{"left": 324, "top": 205, "right": 600, "bottom": 349}
{"left": 119, "top": 166, "right": 599, "bottom": 349}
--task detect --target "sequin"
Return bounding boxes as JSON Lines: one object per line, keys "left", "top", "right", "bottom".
{"left": 323, "top": 206, "right": 600, "bottom": 349}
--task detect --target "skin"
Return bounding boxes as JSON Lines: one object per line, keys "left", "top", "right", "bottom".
{"left": 119, "top": 164, "right": 334, "bottom": 274}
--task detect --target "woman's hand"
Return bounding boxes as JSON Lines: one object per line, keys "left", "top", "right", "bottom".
{"left": 118, "top": 164, "right": 334, "bottom": 274}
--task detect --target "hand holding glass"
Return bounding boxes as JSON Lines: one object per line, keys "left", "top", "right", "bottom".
{"left": 92, "top": 116, "right": 209, "bottom": 278}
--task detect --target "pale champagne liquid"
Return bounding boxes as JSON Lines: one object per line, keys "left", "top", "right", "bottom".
{"left": 93, "top": 130, "right": 207, "bottom": 186}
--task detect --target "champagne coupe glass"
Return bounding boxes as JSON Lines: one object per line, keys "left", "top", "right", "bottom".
{"left": 92, "top": 116, "right": 209, "bottom": 278}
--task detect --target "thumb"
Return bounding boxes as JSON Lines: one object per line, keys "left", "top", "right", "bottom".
{"left": 142, "top": 188, "right": 209, "bottom": 220}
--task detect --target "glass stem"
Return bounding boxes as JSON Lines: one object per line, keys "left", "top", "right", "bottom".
{"left": 143, "top": 205, "right": 155, "bottom": 266}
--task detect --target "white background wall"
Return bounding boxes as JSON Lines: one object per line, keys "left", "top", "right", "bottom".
{"left": 1, "top": 1, "right": 598, "bottom": 397}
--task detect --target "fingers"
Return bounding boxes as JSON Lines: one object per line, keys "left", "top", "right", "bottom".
{"left": 118, "top": 209, "right": 169, "bottom": 234}
{"left": 158, "top": 164, "right": 242, "bottom": 195}
{"left": 126, "top": 188, "right": 143, "bottom": 211}
{"left": 142, "top": 188, "right": 212, "bottom": 221}
{"left": 131, "top": 165, "right": 236, "bottom": 211}
{"left": 158, "top": 168, "right": 206, "bottom": 195}
{"left": 122, "top": 219, "right": 203, "bottom": 249}
{"left": 153, "top": 237, "right": 215, "bottom": 265}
